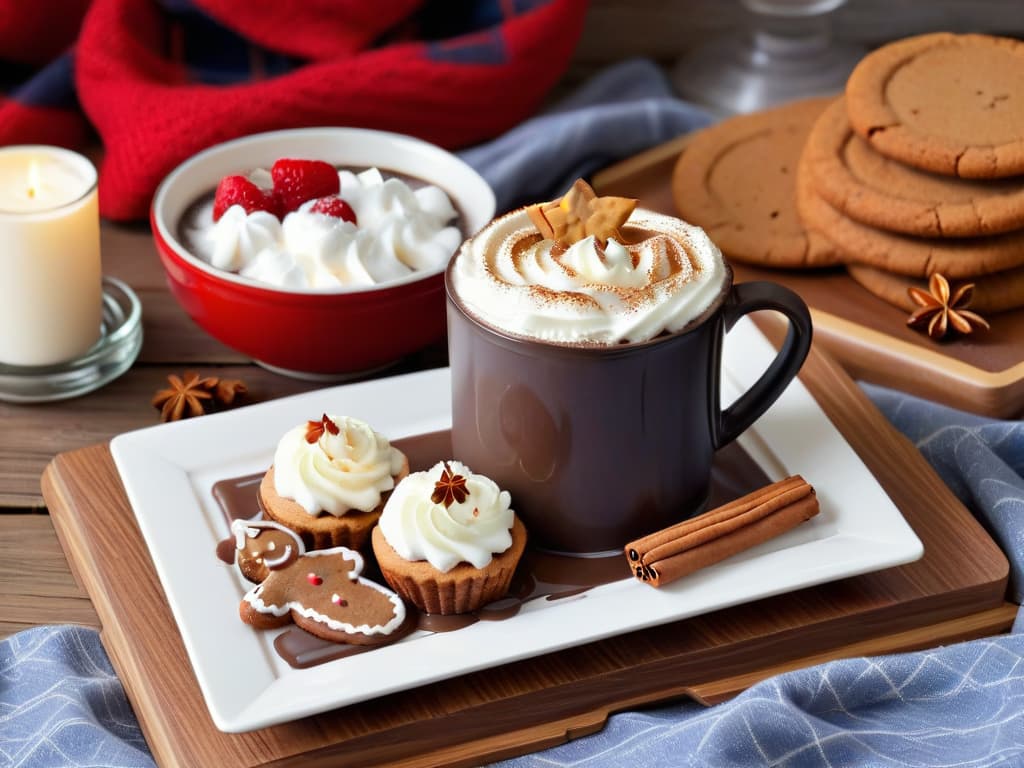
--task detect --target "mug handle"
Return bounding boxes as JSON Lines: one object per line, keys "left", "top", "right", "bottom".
{"left": 713, "top": 281, "right": 813, "bottom": 449}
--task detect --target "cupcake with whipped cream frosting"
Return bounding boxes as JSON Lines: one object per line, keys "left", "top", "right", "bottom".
{"left": 260, "top": 414, "right": 408, "bottom": 551}
{"left": 371, "top": 460, "right": 527, "bottom": 615}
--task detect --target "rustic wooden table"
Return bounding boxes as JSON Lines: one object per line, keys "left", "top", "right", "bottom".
{"left": 0, "top": 221, "right": 445, "bottom": 638}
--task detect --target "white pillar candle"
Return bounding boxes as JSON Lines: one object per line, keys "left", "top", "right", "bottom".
{"left": 0, "top": 146, "right": 102, "bottom": 367}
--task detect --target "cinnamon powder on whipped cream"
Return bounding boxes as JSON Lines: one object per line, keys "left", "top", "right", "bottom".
{"left": 449, "top": 206, "right": 729, "bottom": 346}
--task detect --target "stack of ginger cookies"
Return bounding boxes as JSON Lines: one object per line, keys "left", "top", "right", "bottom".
{"left": 673, "top": 32, "right": 1024, "bottom": 340}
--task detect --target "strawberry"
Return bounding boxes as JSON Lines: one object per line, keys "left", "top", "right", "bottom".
{"left": 271, "top": 158, "right": 340, "bottom": 213}
{"left": 309, "top": 195, "right": 357, "bottom": 224}
{"left": 212, "top": 175, "right": 279, "bottom": 221}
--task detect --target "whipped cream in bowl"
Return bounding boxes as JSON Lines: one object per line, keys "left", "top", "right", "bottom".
{"left": 182, "top": 167, "right": 464, "bottom": 291}
{"left": 447, "top": 207, "right": 731, "bottom": 346}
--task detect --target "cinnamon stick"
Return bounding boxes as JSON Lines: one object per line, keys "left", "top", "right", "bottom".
{"left": 624, "top": 476, "right": 819, "bottom": 588}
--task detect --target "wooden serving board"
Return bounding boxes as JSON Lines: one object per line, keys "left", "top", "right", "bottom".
{"left": 41, "top": 335, "right": 1015, "bottom": 768}
{"left": 594, "top": 136, "right": 1024, "bottom": 419}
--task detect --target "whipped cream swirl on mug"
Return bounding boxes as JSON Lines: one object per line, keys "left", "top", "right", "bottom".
{"left": 272, "top": 415, "right": 406, "bottom": 516}
{"left": 187, "top": 168, "right": 461, "bottom": 290}
{"left": 449, "top": 208, "right": 728, "bottom": 345}
{"left": 378, "top": 460, "right": 514, "bottom": 572}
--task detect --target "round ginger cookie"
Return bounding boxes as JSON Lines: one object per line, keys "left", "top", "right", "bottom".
{"left": 672, "top": 96, "right": 840, "bottom": 268}
{"left": 806, "top": 98, "right": 1024, "bottom": 238}
{"left": 796, "top": 150, "right": 1024, "bottom": 279}
{"left": 846, "top": 33, "right": 1024, "bottom": 178}
{"left": 847, "top": 263, "right": 1024, "bottom": 316}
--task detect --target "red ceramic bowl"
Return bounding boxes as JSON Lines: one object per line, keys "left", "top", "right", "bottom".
{"left": 151, "top": 128, "right": 495, "bottom": 377}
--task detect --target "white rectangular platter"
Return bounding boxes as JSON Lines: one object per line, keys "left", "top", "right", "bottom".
{"left": 110, "top": 318, "right": 923, "bottom": 733}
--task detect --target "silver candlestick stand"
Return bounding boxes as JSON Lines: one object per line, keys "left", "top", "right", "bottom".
{"left": 671, "top": 0, "right": 864, "bottom": 115}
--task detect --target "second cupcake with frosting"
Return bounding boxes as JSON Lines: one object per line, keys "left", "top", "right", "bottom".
{"left": 371, "top": 460, "right": 526, "bottom": 614}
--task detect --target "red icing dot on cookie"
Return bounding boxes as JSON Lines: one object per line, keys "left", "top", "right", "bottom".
{"left": 306, "top": 573, "right": 323, "bottom": 586}
{"left": 331, "top": 593, "right": 348, "bottom": 607}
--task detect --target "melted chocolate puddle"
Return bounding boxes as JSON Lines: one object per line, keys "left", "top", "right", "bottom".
{"left": 213, "top": 430, "right": 769, "bottom": 669}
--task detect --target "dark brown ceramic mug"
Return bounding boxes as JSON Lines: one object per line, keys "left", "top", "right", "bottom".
{"left": 445, "top": 263, "right": 812, "bottom": 554}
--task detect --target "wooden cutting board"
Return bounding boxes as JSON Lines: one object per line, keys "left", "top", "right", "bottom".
{"left": 594, "top": 137, "right": 1024, "bottom": 419}
{"left": 41, "top": 335, "right": 1015, "bottom": 768}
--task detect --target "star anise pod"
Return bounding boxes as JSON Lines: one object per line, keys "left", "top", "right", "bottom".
{"left": 431, "top": 462, "right": 469, "bottom": 508}
{"left": 151, "top": 371, "right": 217, "bottom": 422}
{"left": 152, "top": 372, "right": 251, "bottom": 422}
{"left": 215, "top": 378, "right": 248, "bottom": 407}
{"left": 305, "top": 413, "right": 340, "bottom": 444}
{"left": 906, "top": 273, "right": 990, "bottom": 341}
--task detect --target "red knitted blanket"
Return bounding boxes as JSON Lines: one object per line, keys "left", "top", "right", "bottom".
{"left": 0, "top": 0, "right": 587, "bottom": 219}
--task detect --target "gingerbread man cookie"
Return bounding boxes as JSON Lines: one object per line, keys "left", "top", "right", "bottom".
{"left": 232, "top": 519, "right": 407, "bottom": 645}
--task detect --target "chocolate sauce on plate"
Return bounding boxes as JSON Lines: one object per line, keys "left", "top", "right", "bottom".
{"left": 213, "top": 430, "right": 769, "bottom": 669}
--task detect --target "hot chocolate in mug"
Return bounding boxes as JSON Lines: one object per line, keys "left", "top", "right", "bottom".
{"left": 445, "top": 203, "right": 812, "bottom": 554}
